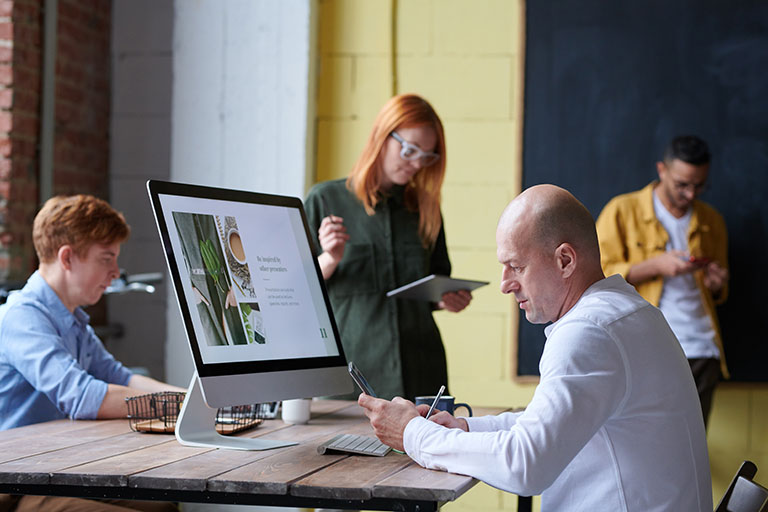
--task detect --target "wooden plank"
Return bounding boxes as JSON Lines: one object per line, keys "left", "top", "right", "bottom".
{"left": 291, "top": 451, "right": 414, "bottom": 501}
{"left": 128, "top": 416, "right": 366, "bottom": 492}
{"left": 209, "top": 443, "right": 347, "bottom": 495}
{"left": 128, "top": 444, "right": 284, "bottom": 492}
{"left": 206, "top": 420, "right": 373, "bottom": 495}
{"left": 201, "top": 413, "right": 370, "bottom": 493}
{"left": 72, "top": 410, "right": 369, "bottom": 491}
{"left": 0, "top": 420, "right": 132, "bottom": 464}
{"left": 0, "top": 432, "right": 173, "bottom": 485}
{"left": 285, "top": 419, "right": 412, "bottom": 501}
{"left": 0, "top": 418, "right": 126, "bottom": 442}
{"left": 51, "top": 439, "right": 206, "bottom": 487}
{"left": 373, "top": 463, "right": 478, "bottom": 502}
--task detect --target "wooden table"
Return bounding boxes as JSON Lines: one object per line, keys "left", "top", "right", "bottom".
{"left": 0, "top": 400, "right": 531, "bottom": 511}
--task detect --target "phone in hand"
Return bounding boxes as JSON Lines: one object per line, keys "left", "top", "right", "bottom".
{"left": 689, "top": 256, "right": 712, "bottom": 267}
{"left": 348, "top": 361, "right": 377, "bottom": 398}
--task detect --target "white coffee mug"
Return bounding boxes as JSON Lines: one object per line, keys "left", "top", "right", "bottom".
{"left": 281, "top": 398, "right": 311, "bottom": 424}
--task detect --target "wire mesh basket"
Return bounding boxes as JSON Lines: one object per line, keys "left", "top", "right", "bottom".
{"left": 126, "top": 391, "right": 278, "bottom": 435}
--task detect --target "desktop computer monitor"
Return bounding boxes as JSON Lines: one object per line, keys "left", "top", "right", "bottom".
{"left": 147, "top": 180, "right": 352, "bottom": 450}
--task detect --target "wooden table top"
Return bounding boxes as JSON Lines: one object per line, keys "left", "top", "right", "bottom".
{"left": 0, "top": 400, "right": 508, "bottom": 511}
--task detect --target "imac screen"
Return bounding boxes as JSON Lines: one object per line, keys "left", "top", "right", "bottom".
{"left": 147, "top": 180, "right": 347, "bottom": 378}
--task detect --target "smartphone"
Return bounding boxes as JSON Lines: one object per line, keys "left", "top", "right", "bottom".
{"left": 689, "top": 256, "right": 712, "bottom": 266}
{"left": 348, "top": 361, "right": 377, "bottom": 397}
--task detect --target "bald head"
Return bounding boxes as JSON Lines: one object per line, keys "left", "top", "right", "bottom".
{"left": 496, "top": 185, "right": 604, "bottom": 323}
{"left": 499, "top": 185, "right": 600, "bottom": 264}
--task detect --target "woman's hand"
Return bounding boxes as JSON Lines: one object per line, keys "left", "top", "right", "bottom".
{"left": 317, "top": 215, "right": 350, "bottom": 279}
{"left": 437, "top": 290, "right": 472, "bottom": 312}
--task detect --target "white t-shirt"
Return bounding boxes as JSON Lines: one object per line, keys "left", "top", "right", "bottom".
{"left": 653, "top": 191, "right": 719, "bottom": 359}
{"left": 403, "top": 275, "right": 711, "bottom": 512}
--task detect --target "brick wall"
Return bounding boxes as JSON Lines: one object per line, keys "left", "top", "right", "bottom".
{"left": 0, "top": 0, "right": 110, "bottom": 284}
{"left": 0, "top": 0, "right": 41, "bottom": 283}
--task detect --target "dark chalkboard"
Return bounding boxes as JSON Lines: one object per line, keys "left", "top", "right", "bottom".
{"left": 519, "top": 0, "right": 768, "bottom": 381}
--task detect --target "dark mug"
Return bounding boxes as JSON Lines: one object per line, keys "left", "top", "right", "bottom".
{"left": 414, "top": 395, "right": 473, "bottom": 417}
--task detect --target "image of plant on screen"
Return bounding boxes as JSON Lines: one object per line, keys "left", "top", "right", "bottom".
{"left": 240, "top": 302, "right": 266, "bottom": 344}
{"left": 172, "top": 211, "right": 248, "bottom": 346}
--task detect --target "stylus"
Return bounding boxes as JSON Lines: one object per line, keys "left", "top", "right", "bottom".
{"left": 424, "top": 385, "right": 446, "bottom": 420}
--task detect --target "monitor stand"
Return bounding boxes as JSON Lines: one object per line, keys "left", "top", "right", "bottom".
{"left": 175, "top": 372, "right": 297, "bottom": 451}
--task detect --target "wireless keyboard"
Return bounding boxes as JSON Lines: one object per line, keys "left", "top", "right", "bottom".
{"left": 317, "top": 433, "right": 391, "bottom": 456}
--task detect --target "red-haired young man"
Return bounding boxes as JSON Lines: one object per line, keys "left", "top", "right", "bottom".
{"left": 0, "top": 195, "right": 182, "bottom": 431}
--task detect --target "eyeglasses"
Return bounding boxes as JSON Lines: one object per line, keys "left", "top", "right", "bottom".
{"left": 390, "top": 132, "right": 440, "bottom": 167}
{"left": 672, "top": 178, "right": 708, "bottom": 194}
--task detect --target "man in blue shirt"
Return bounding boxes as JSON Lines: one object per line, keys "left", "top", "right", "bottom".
{"left": 0, "top": 195, "right": 182, "bottom": 511}
{"left": 0, "top": 194, "right": 182, "bottom": 430}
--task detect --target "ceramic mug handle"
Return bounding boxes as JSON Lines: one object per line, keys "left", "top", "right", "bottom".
{"left": 454, "top": 403, "right": 473, "bottom": 417}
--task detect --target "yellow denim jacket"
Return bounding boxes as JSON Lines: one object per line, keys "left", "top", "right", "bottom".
{"left": 595, "top": 182, "right": 730, "bottom": 378}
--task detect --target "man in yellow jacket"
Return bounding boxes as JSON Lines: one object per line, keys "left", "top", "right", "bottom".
{"left": 595, "top": 135, "right": 728, "bottom": 428}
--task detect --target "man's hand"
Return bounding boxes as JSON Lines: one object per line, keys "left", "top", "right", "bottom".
{"left": 627, "top": 250, "right": 695, "bottom": 285}
{"left": 650, "top": 250, "right": 696, "bottom": 277}
{"left": 98, "top": 376, "right": 185, "bottom": 419}
{"left": 702, "top": 261, "right": 729, "bottom": 295}
{"left": 426, "top": 409, "right": 469, "bottom": 431}
{"left": 358, "top": 394, "right": 420, "bottom": 452}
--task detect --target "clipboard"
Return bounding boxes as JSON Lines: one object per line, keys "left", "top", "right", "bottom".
{"left": 386, "top": 274, "right": 489, "bottom": 302}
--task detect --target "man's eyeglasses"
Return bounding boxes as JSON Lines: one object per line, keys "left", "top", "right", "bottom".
{"left": 390, "top": 132, "right": 440, "bottom": 167}
{"left": 672, "top": 179, "right": 708, "bottom": 194}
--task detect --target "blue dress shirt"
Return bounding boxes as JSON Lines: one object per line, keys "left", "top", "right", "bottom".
{"left": 0, "top": 271, "right": 132, "bottom": 430}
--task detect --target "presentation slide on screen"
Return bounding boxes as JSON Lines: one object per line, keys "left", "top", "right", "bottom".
{"left": 158, "top": 193, "right": 339, "bottom": 364}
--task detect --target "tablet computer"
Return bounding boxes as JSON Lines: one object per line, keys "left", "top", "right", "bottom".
{"left": 386, "top": 274, "right": 489, "bottom": 302}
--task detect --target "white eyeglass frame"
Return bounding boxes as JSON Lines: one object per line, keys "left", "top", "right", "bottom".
{"left": 390, "top": 131, "right": 440, "bottom": 166}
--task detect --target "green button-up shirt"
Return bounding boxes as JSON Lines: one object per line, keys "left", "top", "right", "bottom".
{"left": 306, "top": 179, "right": 451, "bottom": 400}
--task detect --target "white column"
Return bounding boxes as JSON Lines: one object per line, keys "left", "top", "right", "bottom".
{"left": 109, "top": 0, "right": 174, "bottom": 381}
{"left": 168, "top": 0, "right": 317, "bottom": 386}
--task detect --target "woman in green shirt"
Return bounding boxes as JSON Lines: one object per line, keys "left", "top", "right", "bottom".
{"left": 305, "top": 94, "right": 471, "bottom": 400}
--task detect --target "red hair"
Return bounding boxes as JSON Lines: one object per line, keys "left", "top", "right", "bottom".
{"left": 346, "top": 93, "right": 446, "bottom": 247}
{"left": 33, "top": 195, "right": 130, "bottom": 263}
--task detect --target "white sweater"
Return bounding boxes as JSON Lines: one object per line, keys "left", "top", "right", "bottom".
{"left": 403, "top": 275, "right": 712, "bottom": 511}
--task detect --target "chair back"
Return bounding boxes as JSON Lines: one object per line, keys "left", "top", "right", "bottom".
{"left": 726, "top": 477, "right": 768, "bottom": 512}
{"left": 716, "top": 461, "right": 768, "bottom": 512}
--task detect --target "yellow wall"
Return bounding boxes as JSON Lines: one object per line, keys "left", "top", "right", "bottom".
{"left": 316, "top": 0, "right": 533, "bottom": 403}
{"left": 313, "top": 1, "right": 768, "bottom": 511}
{"left": 709, "top": 384, "right": 768, "bottom": 505}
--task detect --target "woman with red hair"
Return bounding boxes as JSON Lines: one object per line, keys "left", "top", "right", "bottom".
{"left": 305, "top": 94, "right": 471, "bottom": 400}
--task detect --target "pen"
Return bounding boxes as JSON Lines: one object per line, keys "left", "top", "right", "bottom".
{"left": 320, "top": 195, "right": 337, "bottom": 224}
{"left": 425, "top": 384, "right": 446, "bottom": 420}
